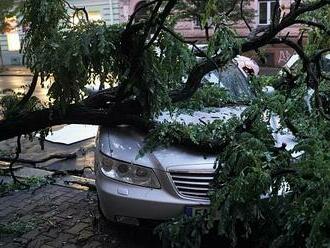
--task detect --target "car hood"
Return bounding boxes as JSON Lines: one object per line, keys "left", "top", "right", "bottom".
{"left": 99, "top": 106, "right": 246, "bottom": 171}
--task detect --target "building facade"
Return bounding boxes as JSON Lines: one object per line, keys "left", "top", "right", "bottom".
{"left": 0, "top": 17, "right": 24, "bottom": 66}
{"left": 118, "top": 0, "right": 301, "bottom": 67}
{"left": 0, "top": 0, "right": 122, "bottom": 66}
{"left": 0, "top": 0, "right": 301, "bottom": 67}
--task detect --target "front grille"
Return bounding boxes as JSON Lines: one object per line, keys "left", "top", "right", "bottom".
{"left": 169, "top": 171, "right": 215, "bottom": 199}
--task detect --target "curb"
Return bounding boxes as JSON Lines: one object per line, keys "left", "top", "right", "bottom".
{"left": 0, "top": 74, "right": 32, "bottom": 77}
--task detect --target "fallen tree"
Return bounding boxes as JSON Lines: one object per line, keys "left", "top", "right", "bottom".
{"left": 0, "top": 0, "right": 329, "bottom": 139}
{"left": 0, "top": 152, "right": 77, "bottom": 165}
{"left": 0, "top": 0, "right": 330, "bottom": 247}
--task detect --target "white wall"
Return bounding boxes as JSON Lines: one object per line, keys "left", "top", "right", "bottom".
{"left": 68, "top": 0, "right": 120, "bottom": 25}
{"left": 0, "top": 32, "right": 24, "bottom": 66}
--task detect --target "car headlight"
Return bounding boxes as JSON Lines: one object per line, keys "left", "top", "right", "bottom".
{"left": 98, "top": 153, "right": 160, "bottom": 189}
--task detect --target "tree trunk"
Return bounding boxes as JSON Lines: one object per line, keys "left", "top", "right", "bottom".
{"left": 204, "top": 23, "right": 209, "bottom": 41}
{"left": 0, "top": 99, "right": 151, "bottom": 141}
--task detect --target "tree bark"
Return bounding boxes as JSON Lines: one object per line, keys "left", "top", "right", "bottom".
{"left": 0, "top": 152, "right": 77, "bottom": 164}
{"left": 0, "top": 102, "right": 150, "bottom": 141}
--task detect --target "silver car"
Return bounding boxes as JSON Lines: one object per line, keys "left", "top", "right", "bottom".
{"left": 95, "top": 57, "right": 258, "bottom": 225}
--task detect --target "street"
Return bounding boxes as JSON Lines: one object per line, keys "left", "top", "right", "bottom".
{"left": 0, "top": 69, "right": 48, "bottom": 102}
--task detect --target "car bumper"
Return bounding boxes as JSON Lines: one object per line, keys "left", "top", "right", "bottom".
{"left": 96, "top": 169, "right": 209, "bottom": 222}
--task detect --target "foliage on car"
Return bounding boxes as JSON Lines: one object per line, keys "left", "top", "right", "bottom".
{"left": 0, "top": 0, "right": 329, "bottom": 247}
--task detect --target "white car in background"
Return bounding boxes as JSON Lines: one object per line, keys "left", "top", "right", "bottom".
{"left": 284, "top": 53, "right": 330, "bottom": 73}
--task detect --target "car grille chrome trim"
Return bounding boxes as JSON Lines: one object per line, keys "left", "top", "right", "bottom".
{"left": 169, "top": 170, "right": 215, "bottom": 199}
{"left": 171, "top": 175, "right": 214, "bottom": 181}
{"left": 176, "top": 185, "right": 209, "bottom": 191}
{"left": 173, "top": 180, "right": 210, "bottom": 186}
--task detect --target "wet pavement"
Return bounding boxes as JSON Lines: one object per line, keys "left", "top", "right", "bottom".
{"left": 0, "top": 67, "right": 32, "bottom": 77}
{"left": 0, "top": 135, "right": 97, "bottom": 191}
{"left": 0, "top": 67, "right": 99, "bottom": 187}
{"left": 0, "top": 184, "right": 160, "bottom": 248}
{"left": 0, "top": 67, "right": 48, "bottom": 102}
{"left": 0, "top": 67, "right": 159, "bottom": 247}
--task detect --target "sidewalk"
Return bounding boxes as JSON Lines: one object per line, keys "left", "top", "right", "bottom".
{"left": 0, "top": 184, "right": 159, "bottom": 248}
{"left": 0, "top": 135, "right": 160, "bottom": 248}
{"left": 0, "top": 67, "right": 32, "bottom": 77}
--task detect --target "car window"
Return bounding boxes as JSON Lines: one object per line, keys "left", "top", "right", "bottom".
{"left": 202, "top": 63, "right": 254, "bottom": 100}
{"left": 321, "top": 56, "right": 330, "bottom": 74}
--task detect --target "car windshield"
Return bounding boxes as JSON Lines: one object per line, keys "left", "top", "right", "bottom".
{"left": 202, "top": 63, "right": 254, "bottom": 101}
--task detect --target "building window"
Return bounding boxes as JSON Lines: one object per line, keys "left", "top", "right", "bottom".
{"left": 73, "top": 10, "right": 102, "bottom": 24}
{"left": 88, "top": 11, "right": 102, "bottom": 21}
{"left": 193, "top": 17, "right": 201, "bottom": 28}
{"left": 7, "top": 33, "right": 20, "bottom": 51}
{"left": 258, "top": 1, "right": 276, "bottom": 25}
{"left": 5, "top": 17, "right": 20, "bottom": 51}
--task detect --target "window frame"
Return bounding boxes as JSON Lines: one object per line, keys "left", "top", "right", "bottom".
{"left": 258, "top": 0, "right": 276, "bottom": 25}
{"left": 193, "top": 16, "right": 202, "bottom": 29}
{"left": 4, "top": 17, "right": 21, "bottom": 52}
{"left": 6, "top": 32, "right": 20, "bottom": 52}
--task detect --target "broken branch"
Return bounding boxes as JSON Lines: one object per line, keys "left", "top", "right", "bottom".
{"left": 0, "top": 152, "right": 77, "bottom": 165}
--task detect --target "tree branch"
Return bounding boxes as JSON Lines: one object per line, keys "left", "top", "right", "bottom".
{"left": 271, "top": 0, "right": 280, "bottom": 30}
{"left": 1, "top": 0, "right": 330, "bottom": 143}
{"left": 225, "top": 0, "right": 239, "bottom": 16}
{"left": 271, "top": 168, "right": 298, "bottom": 177}
{"left": 16, "top": 72, "right": 38, "bottom": 109}
{"left": 143, "top": 0, "right": 164, "bottom": 37}
{"left": 0, "top": 152, "right": 77, "bottom": 165}
{"left": 171, "top": 0, "right": 330, "bottom": 103}
{"left": 63, "top": 0, "right": 89, "bottom": 22}
{"left": 296, "top": 20, "right": 330, "bottom": 35}
{"left": 145, "top": 0, "right": 178, "bottom": 49}
{"left": 240, "top": 0, "right": 251, "bottom": 31}
{"left": 126, "top": 0, "right": 160, "bottom": 28}
{"left": 8, "top": 136, "right": 28, "bottom": 186}
{"left": 162, "top": 25, "right": 220, "bottom": 73}
{"left": 0, "top": 99, "right": 151, "bottom": 141}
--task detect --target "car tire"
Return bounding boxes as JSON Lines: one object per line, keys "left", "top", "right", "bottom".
{"left": 97, "top": 194, "right": 105, "bottom": 218}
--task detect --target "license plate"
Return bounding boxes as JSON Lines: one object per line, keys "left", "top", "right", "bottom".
{"left": 184, "top": 206, "right": 209, "bottom": 217}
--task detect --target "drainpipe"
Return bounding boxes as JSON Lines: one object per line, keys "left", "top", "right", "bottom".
{"left": 108, "top": 0, "right": 114, "bottom": 24}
